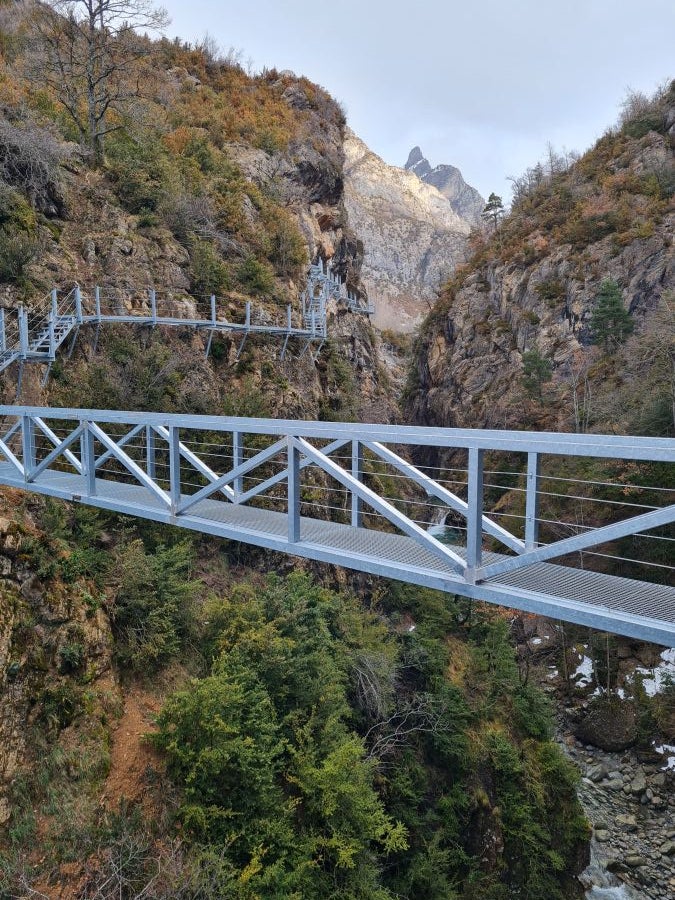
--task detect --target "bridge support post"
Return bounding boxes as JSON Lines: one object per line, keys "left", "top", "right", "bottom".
{"left": 232, "top": 431, "right": 243, "bottom": 501}
{"left": 81, "top": 423, "right": 96, "bottom": 495}
{"left": 466, "top": 448, "right": 484, "bottom": 583}
{"left": 48, "top": 312, "right": 56, "bottom": 361}
{"left": 525, "top": 452, "right": 541, "bottom": 550}
{"left": 0, "top": 308, "right": 5, "bottom": 352}
{"left": 74, "top": 285, "right": 82, "bottom": 325}
{"left": 351, "top": 440, "right": 363, "bottom": 528}
{"left": 21, "top": 416, "right": 35, "bottom": 481}
{"left": 18, "top": 306, "right": 28, "bottom": 360}
{"left": 169, "top": 426, "right": 181, "bottom": 514}
{"left": 146, "top": 426, "right": 156, "bottom": 479}
{"left": 288, "top": 438, "right": 300, "bottom": 543}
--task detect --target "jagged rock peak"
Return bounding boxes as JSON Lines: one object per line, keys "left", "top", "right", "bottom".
{"left": 343, "top": 128, "right": 471, "bottom": 332}
{"left": 404, "top": 146, "right": 432, "bottom": 179}
{"left": 404, "top": 146, "right": 485, "bottom": 224}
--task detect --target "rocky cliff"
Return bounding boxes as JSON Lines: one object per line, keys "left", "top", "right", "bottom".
{"left": 408, "top": 83, "right": 675, "bottom": 436}
{"left": 405, "top": 145, "right": 485, "bottom": 224}
{"left": 343, "top": 129, "right": 472, "bottom": 332}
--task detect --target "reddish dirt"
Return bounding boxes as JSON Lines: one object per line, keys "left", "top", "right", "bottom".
{"left": 100, "top": 686, "right": 163, "bottom": 813}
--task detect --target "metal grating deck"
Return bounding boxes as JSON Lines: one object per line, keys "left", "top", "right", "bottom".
{"left": 1, "top": 462, "right": 673, "bottom": 646}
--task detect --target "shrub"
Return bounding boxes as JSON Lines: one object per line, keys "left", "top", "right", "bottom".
{"left": 188, "top": 237, "right": 230, "bottom": 295}
{"left": 0, "top": 119, "right": 69, "bottom": 214}
{"left": 237, "top": 254, "right": 275, "bottom": 295}
{"left": 111, "top": 540, "right": 199, "bottom": 672}
{"left": 0, "top": 226, "right": 38, "bottom": 283}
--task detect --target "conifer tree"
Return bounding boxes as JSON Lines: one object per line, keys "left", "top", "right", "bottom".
{"left": 481, "top": 192, "right": 505, "bottom": 228}
{"left": 589, "top": 279, "right": 633, "bottom": 351}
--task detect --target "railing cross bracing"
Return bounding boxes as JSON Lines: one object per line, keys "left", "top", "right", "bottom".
{"left": 0, "top": 406, "right": 672, "bottom": 645}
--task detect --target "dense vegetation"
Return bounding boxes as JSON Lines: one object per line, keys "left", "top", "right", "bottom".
{"left": 1, "top": 496, "right": 588, "bottom": 898}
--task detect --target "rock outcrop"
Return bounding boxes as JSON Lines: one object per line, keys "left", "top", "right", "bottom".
{"left": 343, "top": 130, "right": 472, "bottom": 332}
{"left": 408, "top": 96, "right": 675, "bottom": 435}
{"left": 405, "top": 146, "right": 485, "bottom": 224}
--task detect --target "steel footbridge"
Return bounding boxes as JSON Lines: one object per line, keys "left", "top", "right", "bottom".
{"left": 0, "top": 407, "right": 673, "bottom": 645}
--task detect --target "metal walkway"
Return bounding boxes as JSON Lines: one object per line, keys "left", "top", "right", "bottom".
{"left": 0, "top": 407, "right": 673, "bottom": 645}
{"left": 0, "top": 259, "right": 373, "bottom": 388}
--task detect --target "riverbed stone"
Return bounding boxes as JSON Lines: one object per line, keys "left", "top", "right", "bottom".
{"left": 616, "top": 813, "right": 638, "bottom": 832}
{"left": 624, "top": 854, "right": 647, "bottom": 867}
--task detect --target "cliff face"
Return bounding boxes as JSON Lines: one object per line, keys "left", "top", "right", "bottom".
{"left": 343, "top": 129, "right": 472, "bottom": 332}
{"left": 405, "top": 145, "right": 485, "bottom": 224}
{"left": 408, "top": 88, "right": 675, "bottom": 435}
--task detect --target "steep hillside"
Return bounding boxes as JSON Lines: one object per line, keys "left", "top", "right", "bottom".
{"left": 0, "top": 9, "right": 389, "bottom": 421}
{"left": 343, "top": 129, "right": 471, "bottom": 332}
{"left": 405, "top": 145, "right": 485, "bottom": 223}
{"left": 408, "top": 83, "right": 675, "bottom": 437}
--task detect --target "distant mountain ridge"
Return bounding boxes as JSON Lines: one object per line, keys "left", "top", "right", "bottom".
{"left": 405, "top": 146, "right": 485, "bottom": 224}
{"left": 343, "top": 129, "right": 471, "bottom": 332}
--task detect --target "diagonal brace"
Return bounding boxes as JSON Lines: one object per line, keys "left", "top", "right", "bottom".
{"left": 177, "top": 437, "right": 288, "bottom": 515}
{"left": 94, "top": 424, "right": 146, "bottom": 471}
{"left": 237, "top": 438, "right": 349, "bottom": 505}
{"left": 363, "top": 441, "right": 525, "bottom": 555}
{"left": 89, "top": 422, "right": 171, "bottom": 508}
{"left": 0, "top": 432, "right": 24, "bottom": 476}
{"left": 152, "top": 425, "right": 235, "bottom": 503}
{"left": 478, "top": 503, "right": 675, "bottom": 581}
{"left": 33, "top": 417, "right": 83, "bottom": 474}
{"left": 28, "top": 424, "right": 84, "bottom": 482}
{"left": 294, "top": 437, "right": 467, "bottom": 573}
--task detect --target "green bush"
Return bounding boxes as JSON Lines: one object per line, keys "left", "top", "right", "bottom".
{"left": 111, "top": 540, "right": 199, "bottom": 672}
{"left": 237, "top": 254, "right": 275, "bottom": 295}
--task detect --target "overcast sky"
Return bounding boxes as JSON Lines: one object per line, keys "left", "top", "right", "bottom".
{"left": 161, "top": 0, "right": 673, "bottom": 202}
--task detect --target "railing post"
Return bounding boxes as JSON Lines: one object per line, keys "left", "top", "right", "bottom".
{"left": 18, "top": 306, "right": 28, "bottom": 359}
{"left": 525, "top": 452, "right": 541, "bottom": 550}
{"left": 146, "top": 425, "right": 156, "bottom": 479}
{"left": 351, "top": 440, "right": 363, "bottom": 528}
{"left": 288, "top": 436, "right": 300, "bottom": 543}
{"left": 232, "top": 431, "right": 243, "bottom": 500}
{"left": 169, "top": 426, "right": 180, "bottom": 514}
{"left": 95, "top": 286, "right": 101, "bottom": 322}
{"left": 48, "top": 311, "right": 56, "bottom": 360}
{"left": 0, "top": 308, "right": 5, "bottom": 352}
{"left": 74, "top": 285, "right": 82, "bottom": 324}
{"left": 210, "top": 294, "right": 216, "bottom": 325}
{"left": 245, "top": 301, "right": 251, "bottom": 329}
{"left": 51, "top": 288, "right": 58, "bottom": 320}
{"left": 21, "top": 416, "right": 35, "bottom": 481}
{"left": 286, "top": 304, "right": 292, "bottom": 332}
{"left": 81, "top": 422, "right": 96, "bottom": 496}
{"left": 466, "top": 448, "right": 484, "bottom": 582}
{"left": 150, "top": 289, "right": 157, "bottom": 325}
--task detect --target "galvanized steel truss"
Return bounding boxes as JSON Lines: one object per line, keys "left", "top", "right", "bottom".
{"left": 0, "top": 406, "right": 673, "bottom": 645}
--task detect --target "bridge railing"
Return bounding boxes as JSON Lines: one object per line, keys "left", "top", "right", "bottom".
{"left": 0, "top": 408, "right": 672, "bottom": 590}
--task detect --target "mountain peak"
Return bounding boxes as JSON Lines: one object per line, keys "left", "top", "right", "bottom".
{"left": 404, "top": 146, "right": 484, "bottom": 224}
{"left": 404, "top": 146, "right": 432, "bottom": 179}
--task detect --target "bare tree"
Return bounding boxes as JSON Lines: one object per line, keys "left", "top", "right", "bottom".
{"left": 28, "top": 0, "right": 169, "bottom": 166}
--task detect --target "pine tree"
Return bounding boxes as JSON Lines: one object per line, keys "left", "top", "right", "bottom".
{"left": 481, "top": 192, "right": 505, "bottom": 229}
{"left": 589, "top": 279, "right": 633, "bottom": 351}
{"left": 522, "top": 349, "right": 553, "bottom": 398}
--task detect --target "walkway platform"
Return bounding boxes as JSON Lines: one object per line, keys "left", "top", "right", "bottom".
{"left": 2, "top": 462, "right": 673, "bottom": 646}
